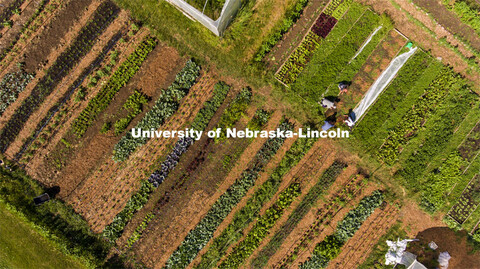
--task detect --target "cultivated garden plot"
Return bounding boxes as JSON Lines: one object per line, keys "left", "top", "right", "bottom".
{"left": 1, "top": 0, "right": 480, "bottom": 267}
{"left": 335, "top": 29, "right": 407, "bottom": 116}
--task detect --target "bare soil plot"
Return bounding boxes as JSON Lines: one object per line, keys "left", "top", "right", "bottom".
{"left": 408, "top": 227, "right": 480, "bottom": 269}
{"left": 21, "top": 0, "right": 98, "bottom": 73}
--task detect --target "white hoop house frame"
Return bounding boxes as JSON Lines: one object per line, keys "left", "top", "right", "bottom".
{"left": 165, "top": 0, "right": 241, "bottom": 36}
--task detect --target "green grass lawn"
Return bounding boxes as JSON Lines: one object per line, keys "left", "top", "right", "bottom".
{"left": 0, "top": 201, "right": 85, "bottom": 269}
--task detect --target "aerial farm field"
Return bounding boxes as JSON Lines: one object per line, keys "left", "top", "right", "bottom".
{"left": 0, "top": 0, "right": 480, "bottom": 268}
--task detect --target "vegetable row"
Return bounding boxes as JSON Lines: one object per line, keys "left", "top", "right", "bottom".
{"left": 219, "top": 183, "right": 302, "bottom": 268}
{"left": 377, "top": 67, "right": 461, "bottom": 165}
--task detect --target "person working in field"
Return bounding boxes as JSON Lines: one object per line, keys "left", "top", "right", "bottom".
{"left": 320, "top": 98, "right": 336, "bottom": 109}
{"left": 338, "top": 82, "right": 349, "bottom": 95}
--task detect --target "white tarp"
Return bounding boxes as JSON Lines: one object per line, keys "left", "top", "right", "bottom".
{"left": 385, "top": 239, "right": 416, "bottom": 265}
{"left": 438, "top": 251, "right": 451, "bottom": 269}
{"left": 165, "top": 0, "right": 241, "bottom": 36}
{"left": 351, "top": 26, "right": 383, "bottom": 61}
{"left": 353, "top": 47, "right": 418, "bottom": 122}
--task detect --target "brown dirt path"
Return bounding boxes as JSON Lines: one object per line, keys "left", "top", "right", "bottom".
{"left": 326, "top": 202, "right": 399, "bottom": 269}
{"left": 130, "top": 111, "right": 288, "bottom": 268}
{"left": 3, "top": 11, "right": 130, "bottom": 159}
{"left": 400, "top": 201, "right": 447, "bottom": 237}
{"left": 356, "top": 0, "right": 480, "bottom": 86}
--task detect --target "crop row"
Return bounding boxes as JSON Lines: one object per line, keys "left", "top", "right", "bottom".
{"left": 323, "top": 0, "right": 344, "bottom": 16}
{"left": 275, "top": 0, "right": 355, "bottom": 85}
{"left": 0, "top": 0, "right": 48, "bottom": 62}
{"left": 292, "top": 9, "right": 378, "bottom": 103}
{"left": 449, "top": 175, "right": 480, "bottom": 224}
{"left": 73, "top": 35, "right": 157, "bottom": 137}
{"left": 214, "top": 87, "right": 252, "bottom": 142}
{"left": 442, "top": 0, "right": 480, "bottom": 34}
{"left": 111, "top": 59, "right": 200, "bottom": 161}
{"left": 194, "top": 136, "right": 317, "bottom": 269}
{"left": 299, "top": 190, "right": 384, "bottom": 269}
{"left": 0, "top": 70, "right": 33, "bottom": 116}
{"left": 458, "top": 122, "right": 480, "bottom": 161}
{"left": 125, "top": 213, "right": 154, "bottom": 248}
{"left": 219, "top": 183, "right": 302, "bottom": 268}
{"left": 330, "top": 0, "right": 352, "bottom": 19}
{"left": 113, "top": 89, "right": 149, "bottom": 135}
{"left": 275, "top": 32, "right": 322, "bottom": 85}
{"left": 277, "top": 174, "right": 365, "bottom": 268}
{"left": 377, "top": 67, "right": 460, "bottom": 165}
{"left": 354, "top": 51, "right": 434, "bottom": 151}
{"left": 399, "top": 82, "right": 475, "bottom": 184}
{"left": 165, "top": 119, "right": 294, "bottom": 269}
{"left": 15, "top": 31, "right": 124, "bottom": 161}
{"left": 311, "top": 13, "right": 337, "bottom": 38}
{"left": 252, "top": 161, "right": 347, "bottom": 268}
{"left": 103, "top": 82, "right": 232, "bottom": 242}
{"left": 0, "top": 0, "right": 66, "bottom": 67}
{"left": 0, "top": 0, "right": 25, "bottom": 31}
{"left": 253, "top": 0, "right": 309, "bottom": 62}
{"left": 421, "top": 153, "right": 464, "bottom": 213}
{"left": 0, "top": 1, "right": 119, "bottom": 153}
